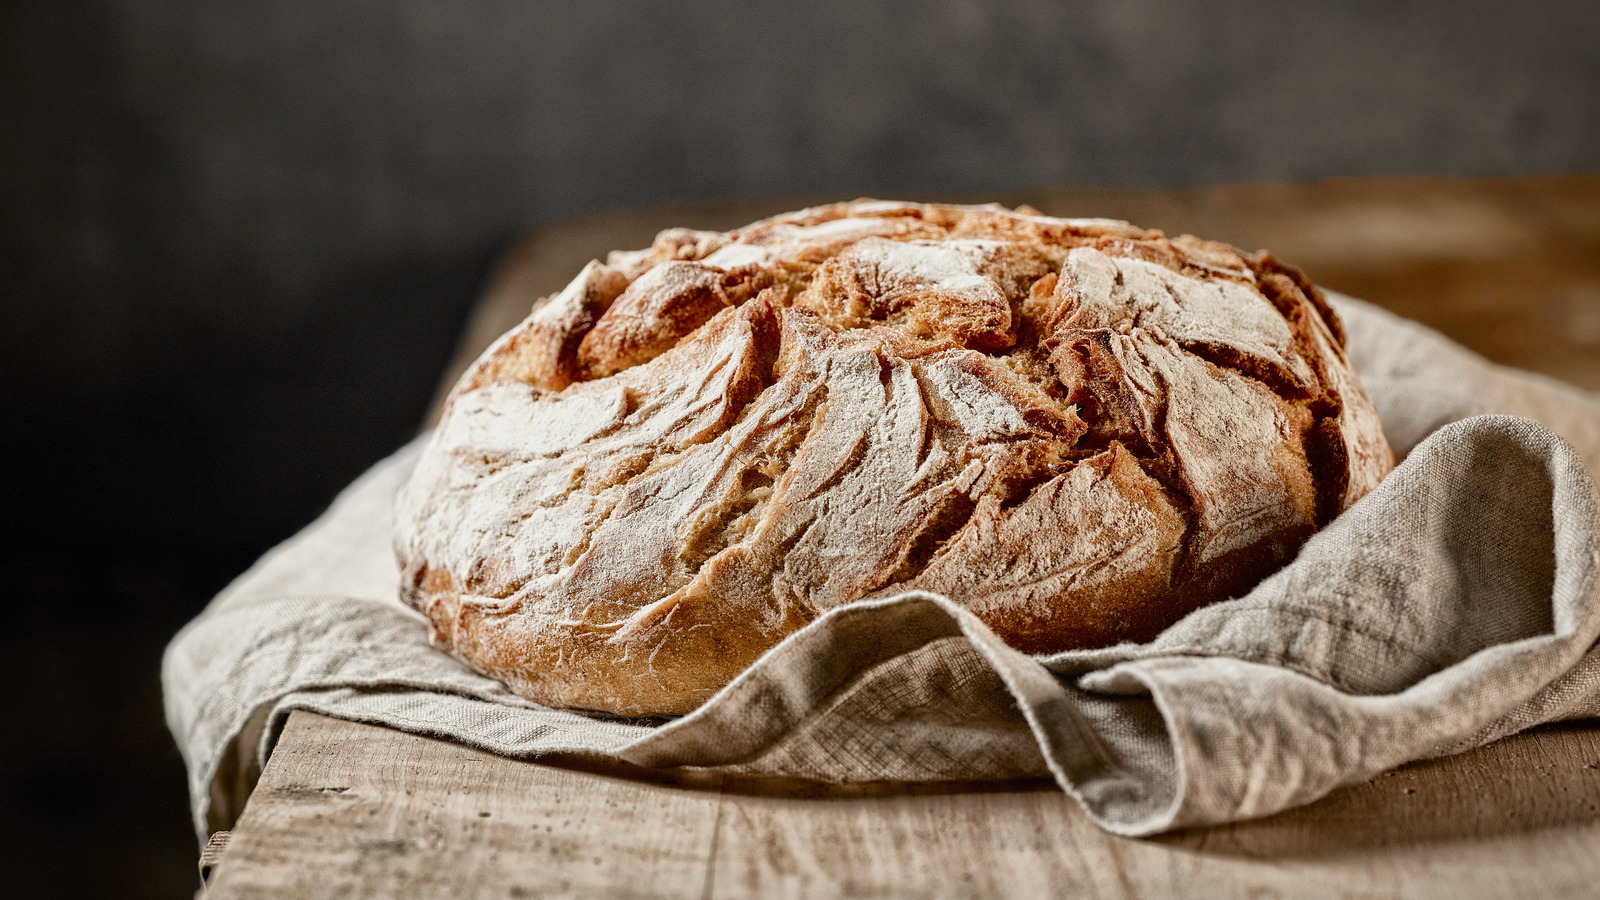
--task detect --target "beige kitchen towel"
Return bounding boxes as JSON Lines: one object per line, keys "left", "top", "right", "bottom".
{"left": 163, "top": 295, "right": 1600, "bottom": 839}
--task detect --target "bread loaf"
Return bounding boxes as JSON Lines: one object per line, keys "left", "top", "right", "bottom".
{"left": 394, "top": 201, "right": 1394, "bottom": 716}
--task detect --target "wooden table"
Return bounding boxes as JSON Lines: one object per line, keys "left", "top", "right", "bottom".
{"left": 203, "top": 175, "right": 1600, "bottom": 898}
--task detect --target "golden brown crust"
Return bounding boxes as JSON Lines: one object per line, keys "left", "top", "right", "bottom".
{"left": 394, "top": 200, "right": 1395, "bottom": 716}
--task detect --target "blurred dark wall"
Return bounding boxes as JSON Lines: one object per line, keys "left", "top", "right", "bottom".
{"left": 8, "top": 0, "right": 1600, "bottom": 555}
{"left": 2, "top": 1, "right": 1598, "bottom": 895}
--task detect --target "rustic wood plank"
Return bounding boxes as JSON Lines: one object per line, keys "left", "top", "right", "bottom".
{"left": 199, "top": 830, "right": 231, "bottom": 884}
{"left": 709, "top": 724, "right": 1600, "bottom": 899}
{"left": 204, "top": 712, "right": 724, "bottom": 899}
{"left": 208, "top": 712, "right": 1600, "bottom": 898}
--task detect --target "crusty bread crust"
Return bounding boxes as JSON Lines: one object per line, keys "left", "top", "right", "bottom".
{"left": 394, "top": 201, "right": 1394, "bottom": 716}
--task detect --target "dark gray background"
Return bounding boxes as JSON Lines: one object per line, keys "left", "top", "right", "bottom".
{"left": 2, "top": 1, "right": 1597, "bottom": 895}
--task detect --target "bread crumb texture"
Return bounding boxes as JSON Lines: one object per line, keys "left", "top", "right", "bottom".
{"left": 395, "top": 201, "right": 1395, "bottom": 716}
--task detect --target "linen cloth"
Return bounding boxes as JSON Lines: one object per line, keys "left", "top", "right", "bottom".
{"left": 163, "top": 295, "right": 1600, "bottom": 839}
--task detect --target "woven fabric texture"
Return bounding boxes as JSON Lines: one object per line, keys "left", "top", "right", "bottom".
{"left": 164, "top": 296, "right": 1600, "bottom": 838}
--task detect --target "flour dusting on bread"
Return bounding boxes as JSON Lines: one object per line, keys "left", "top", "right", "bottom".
{"left": 395, "top": 200, "right": 1394, "bottom": 716}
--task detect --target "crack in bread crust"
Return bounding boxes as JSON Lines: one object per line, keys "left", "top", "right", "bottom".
{"left": 394, "top": 200, "right": 1396, "bottom": 716}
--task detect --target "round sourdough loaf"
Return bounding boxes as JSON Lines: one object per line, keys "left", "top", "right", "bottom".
{"left": 394, "top": 201, "right": 1394, "bottom": 716}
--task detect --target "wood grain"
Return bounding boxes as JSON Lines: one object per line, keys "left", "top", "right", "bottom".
{"left": 206, "top": 711, "right": 1600, "bottom": 899}
{"left": 205, "top": 712, "right": 722, "bottom": 899}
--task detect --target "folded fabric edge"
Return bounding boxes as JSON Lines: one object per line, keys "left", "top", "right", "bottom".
{"left": 164, "top": 296, "right": 1600, "bottom": 842}
{"left": 622, "top": 589, "right": 1189, "bottom": 836}
{"left": 179, "top": 414, "right": 1600, "bottom": 841}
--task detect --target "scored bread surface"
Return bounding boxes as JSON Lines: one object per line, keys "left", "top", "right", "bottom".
{"left": 394, "top": 200, "right": 1394, "bottom": 716}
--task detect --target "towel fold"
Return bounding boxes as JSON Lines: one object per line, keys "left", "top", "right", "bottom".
{"left": 164, "top": 295, "right": 1600, "bottom": 839}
